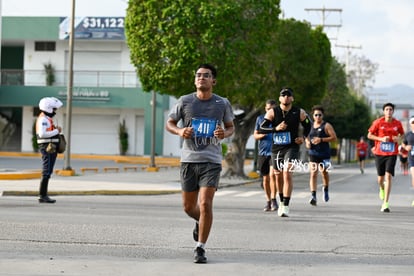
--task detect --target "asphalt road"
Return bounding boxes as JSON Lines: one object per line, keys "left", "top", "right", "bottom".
{"left": 0, "top": 163, "right": 414, "bottom": 275}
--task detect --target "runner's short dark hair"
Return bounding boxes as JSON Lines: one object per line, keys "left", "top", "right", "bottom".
{"left": 197, "top": 64, "right": 217, "bottom": 78}
{"left": 382, "top": 102, "right": 395, "bottom": 110}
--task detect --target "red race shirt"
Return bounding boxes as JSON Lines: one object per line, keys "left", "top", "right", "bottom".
{"left": 399, "top": 145, "right": 409, "bottom": 157}
{"left": 356, "top": 141, "right": 368, "bottom": 157}
{"left": 368, "top": 117, "right": 404, "bottom": 156}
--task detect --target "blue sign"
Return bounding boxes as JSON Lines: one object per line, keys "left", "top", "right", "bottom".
{"left": 59, "top": 17, "right": 125, "bottom": 40}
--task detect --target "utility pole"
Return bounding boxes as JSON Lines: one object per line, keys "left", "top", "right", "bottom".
{"left": 63, "top": 0, "right": 75, "bottom": 175}
{"left": 304, "top": 7, "right": 342, "bottom": 40}
{"left": 336, "top": 43, "right": 363, "bottom": 96}
{"left": 335, "top": 43, "right": 362, "bottom": 74}
{"left": 147, "top": 90, "right": 159, "bottom": 172}
{"left": 0, "top": 0, "right": 2, "bottom": 84}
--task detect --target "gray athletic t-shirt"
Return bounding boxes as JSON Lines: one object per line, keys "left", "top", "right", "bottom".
{"left": 168, "top": 92, "right": 234, "bottom": 164}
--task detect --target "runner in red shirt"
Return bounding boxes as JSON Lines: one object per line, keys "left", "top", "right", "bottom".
{"left": 356, "top": 136, "right": 369, "bottom": 174}
{"left": 367, "top": 103, "right": 404, "bottom": 213}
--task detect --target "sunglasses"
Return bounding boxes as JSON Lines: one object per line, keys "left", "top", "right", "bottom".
{"left": 313, "top": 114, "right": 323, "bottom": 117}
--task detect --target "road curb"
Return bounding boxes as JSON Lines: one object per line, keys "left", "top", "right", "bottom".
{"left": 1, "top": 179, "right": 261, "bottom": 197}
{"left": 1, "top": 190, "right": 182, "bottom": 196}
{"left": 0, "top": 170, "right": 41, "bottom": 180}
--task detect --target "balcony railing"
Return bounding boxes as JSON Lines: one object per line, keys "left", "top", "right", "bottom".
{"left": 0, "top": 69, "right": 142, "bottom": 88}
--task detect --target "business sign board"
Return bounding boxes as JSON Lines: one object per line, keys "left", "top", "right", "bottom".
{"left": 59, "top": 17, "right": 125, "bottom": 40}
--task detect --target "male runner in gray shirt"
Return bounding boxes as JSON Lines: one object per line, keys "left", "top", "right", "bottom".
{"left": 166, "top": 63, "right": 235, "bottom": 263}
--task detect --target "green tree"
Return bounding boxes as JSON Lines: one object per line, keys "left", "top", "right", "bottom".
{"left": 322, "top": 58, "right": 372, "bottom": 163}
{"left": 119, "top": 119, "right": 129, "bottom": 156}
{"left": 323, "top": 58, "right": 372, "bottom": 139}
{"left": 346, "top": 54, "right": 379, "bottom": 96}
{"left": 43, "top": 63, "right": 55, "bottom": 86}
{"left": 322, "top": 58, "right": 354, "bottom": 124}
{"left": 125, "top": 0, "right": 332, "bottom": 177}
{"left": 126, "top": 0, "right": 282, "bottom": 98}
{"left": 269, "top": 21, "right": 332, "bottom": 109}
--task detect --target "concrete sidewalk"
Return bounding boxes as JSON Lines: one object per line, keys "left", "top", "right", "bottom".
{"left": 0, "top": 152, "right": 261, "bottom": 196}
{"left": 0, "top": 167, "right": 260, "bottom": 196}
{"left": 1, "top": 151, "right": 335, "bottom": 196}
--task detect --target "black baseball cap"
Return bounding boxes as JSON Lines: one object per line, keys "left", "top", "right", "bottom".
{"left": 280, "top": 87, "right": 293, "bottom": 97}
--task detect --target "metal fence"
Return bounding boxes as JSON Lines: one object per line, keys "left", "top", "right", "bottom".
{"left": 1, "top": 69, "right": 141, "bottom": 88}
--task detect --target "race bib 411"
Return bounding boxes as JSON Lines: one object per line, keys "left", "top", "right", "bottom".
{"left": 192, "top": 118, "right": 218, "bottom": 138}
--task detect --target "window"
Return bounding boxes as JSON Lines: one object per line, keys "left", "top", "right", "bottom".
{"left": 35, "top": 41, "right": 56, "bottom": 51}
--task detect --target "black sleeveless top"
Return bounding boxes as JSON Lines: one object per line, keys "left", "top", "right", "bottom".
{"left": 271, "top": 106, "right": 301, "bottom": 152}
{"left": 308, "top": 122, "right": 331, "bottom": 158}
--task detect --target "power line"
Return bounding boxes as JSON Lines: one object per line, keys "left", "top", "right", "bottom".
{"left": 304, "top": 7, "right": 342, "bottom": 28}
{"left": 335, "top": 43, "right": 362, "bottom": 74}
{"left": 304, "top": 7, "right": 342, "bottom": 40}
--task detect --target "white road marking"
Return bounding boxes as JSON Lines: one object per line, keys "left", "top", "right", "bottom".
{"left": 215, "top": 190, "right": 239, "bottom": 196}
{"left": 234, "top": 191, "right": 263, "bottom": 197}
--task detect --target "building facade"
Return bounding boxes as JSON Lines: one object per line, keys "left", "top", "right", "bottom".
{"left": 0, "top": 16, "right": 182, "bottom": 156}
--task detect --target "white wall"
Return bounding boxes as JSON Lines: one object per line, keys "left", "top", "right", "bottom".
{"left": 21, "top": 106, "right": 146, "bottom": 155}
{"left": 23, "top": 40, "right": 137, "bottom": 87}
{"left": 162, "top": 97, "right": 182, "bottom": 157}
{"left": 134, "top": 115, "right": 145, "bottom": 155}
{"left": 17, "top": 32, "right": 174, "bottom": 155}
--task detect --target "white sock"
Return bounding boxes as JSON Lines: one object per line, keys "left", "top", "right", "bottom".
{"left": 196, "top": 242, "right": 205, "bottom": 248}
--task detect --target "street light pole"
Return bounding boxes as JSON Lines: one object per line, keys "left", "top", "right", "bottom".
{"left": 63, "top": 0, "right": 75, "bottom": 172}
{"left": 0, "top": 0, "right": 3, "bottom": 84}
{"left": 147, "top": 90, "right": 158, "bottom": 171}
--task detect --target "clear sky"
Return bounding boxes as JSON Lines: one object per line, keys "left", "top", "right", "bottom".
{"left": 2, "top": 0, "right": 413, "bottom": 89}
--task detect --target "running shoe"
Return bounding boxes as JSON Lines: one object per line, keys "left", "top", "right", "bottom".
{"left": 281, "top": 205, "right": 289, "bottom": 217}
{"left": 193, "top": 246, "right": 207, "bottom": 263}
{"left": 278, "top": 204, "right": 289, "bottom": 217}
{"left": 271, "top": 199, "right": 278, "bottom": 211}
{"left": 381, "top": 202, "right": 390, "bottom": 213}
{"left": 193, "top": 221, "right": 199, "bottom": 242}
{"left": 323, "top": 186, "right": 329, "bottom": 202}
{"left": 277, "top": 202, "right": 284, "bottom": 217}
{"left": 263, "top": 201, "right": 271, "bottom": 212}
{"left": 379, "top": 188, "right": 385, "bottom": 201}
{"left": 38, "top": 196, "right": 56, "bottom": 204}
{"left": 309, "top": 196, "right": 317, "bottom": 206}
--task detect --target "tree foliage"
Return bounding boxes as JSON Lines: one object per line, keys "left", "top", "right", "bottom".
{"left": 346, "top": 54, "right": 379, "bottom": 95}
{"left": 125, "top": 0, "right": 282, "bottom": 107}
{"left": 125, "top": 1, "right": 334, "bottom": 177}
{"left": 268, "top": 20, "right": 331, "bottom": 110}
{"left": 322, "top": 58, "right": 372, "bottom": 139}
{"left": 322, "top": 58, "right": 354, "bottom": 118}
